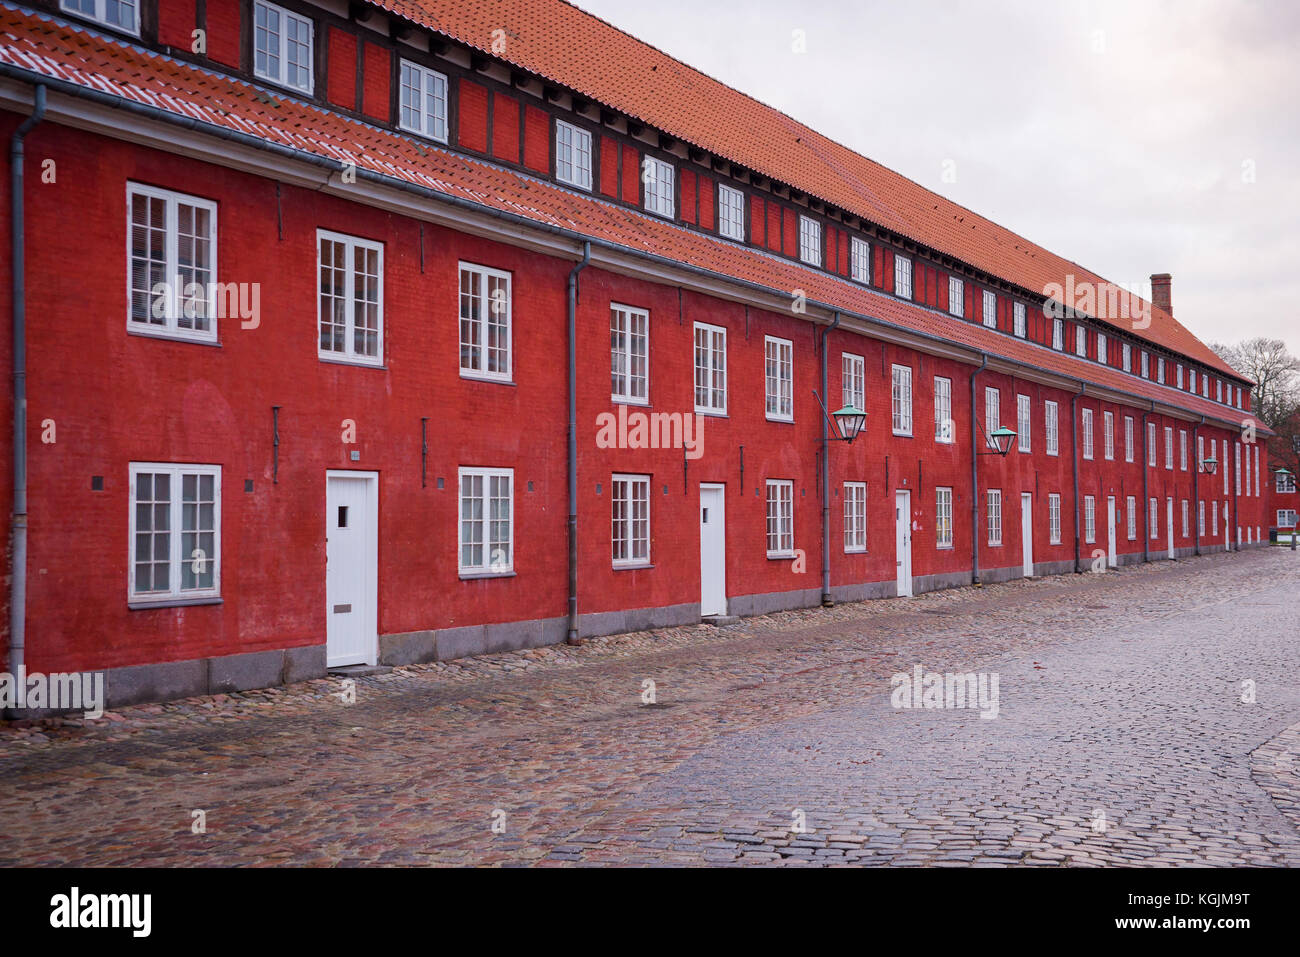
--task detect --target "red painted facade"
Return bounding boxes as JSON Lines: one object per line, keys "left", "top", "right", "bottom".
{"left": 0, "top": 0, "right": 1273, "bottom": 702}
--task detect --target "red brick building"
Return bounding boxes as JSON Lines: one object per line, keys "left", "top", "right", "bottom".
{"left": 0, "top": 0, "right": 1273, "bottom": 707}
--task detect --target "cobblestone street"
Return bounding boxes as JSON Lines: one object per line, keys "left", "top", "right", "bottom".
{"left": 3, "top": 548, "right": 1299, "bottom": 866}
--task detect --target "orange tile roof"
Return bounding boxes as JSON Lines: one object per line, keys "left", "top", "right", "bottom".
{"left": 0, "top": 5, "right": 1263, "bottom": 434}
{"left": 371, "top": 0, "right": 1243, "bottom": 382}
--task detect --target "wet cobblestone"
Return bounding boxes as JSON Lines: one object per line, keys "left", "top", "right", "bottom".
{"left": 1, "top": 549, "right": 1297, "bottom": 866}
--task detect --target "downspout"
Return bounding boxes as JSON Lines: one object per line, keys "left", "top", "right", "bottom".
{"left": 1141, "top": 403, "right": 1153, "bottom": 564}
{"left": 1231, "top": 435, "right": 1240, "bottom": 551}
{"left": 1070, "top": 383, "right": 1084, "bottom": 573}
{"left": 820, "top": 312, "right": 841, "bottom": 606}
{"left": 565, "top": 241, "right": 590, "bottom": 643}
{"left": 8, "top": 84, "right": 45, "bottom": 687}
{"left": 968, "top": 354, "right": 988, "bottom": 585}
{"left": 1193, "top": 416, "right": 1203, "bottom": 556}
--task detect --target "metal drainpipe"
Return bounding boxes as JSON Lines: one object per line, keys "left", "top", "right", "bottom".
{"left": 968, "top": 354, "right": 988, "bottom": 585}
{"left": 1193, "top": 416, "right": 1204, "bottom": 556}
{"left": 820, "top": 312, "right": 841, "bottom": 606}
{"left": 1231, "top": 435, "right": 1240, "bottom": 552}
{"left": 1141, "top": 403, "right": 1153, "bottom": 564}
{"left": 1070, "top": 383, "right": 1084, "bottom": 573}
{"left": 8, "top": 84, "right": 45, "bottom": 691}
{"left": 565, "top": 242, "right": 590, "bottom": 644}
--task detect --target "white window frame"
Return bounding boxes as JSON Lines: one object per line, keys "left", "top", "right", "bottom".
{"left": 1045, "top": 400, "right": 1059, "bottom": 457}
{"left": 718, "top": 184, "right": 745, "bottom": 242}
{"left": 318, "top": 229, "right": 384, "bottom": 367}
{"left": 1157, "top": 356, "right": 1166, "bottom": 384}
{"left": 850, "top": 237, "right": 871, "bottom": 284}
{"left": 1181, "top": 499, "right": 1189, "bottom": 538}
{"left": 982, "top": 290, "right": 997, "bottom": 329}
{"left": 458, "top": 467, "right": 514, "bottom": 576}
{"left": 1278, "top": 471, "right": 1298, "bottom": 494}
{"left": 1149, "top": 497, "right": 1159, "bottom": 538}
{"left": 894, "top": 255, "right": 913, "bottom": 300}
{"left": 891, "top": 364, "right": 913, "bottom": 436}
{"left": 61, "top": 0, "right": 139, "bottom": 35}
{"left": 1142, "top": 351, "right": 1150, "bottom": 378}
{"left": 1180, "top": 430, "right": 1188, "bottom": 471}
{"left": 1052, "top": 318, "right": 1064, "bottom": 351}
{"left": 1278, "top": 509, "right": 1298, "bottom": 528}
{"left": 253, "top": 0, "right": 314, "bottom": 94}
{"left": 1096, "top": 332, "right": 1107, "bottom": 365}
{"left": 1217, "top": 379, "right": 1223, "bottom": 403}
{"left": 611, "top": 473, "right": 651, "bottom": 567}
{"left": 398, "top": 59, "right": 448, "bottom": 142}
{"left": 1223, "top": 440, "right": 1229, "bottom": 494}
{"left": 1075, "top": 325, "right": 1087, "bottom": 358}
{"left": 987, "top": 489, "right": 1003, "bottom": 546}
{"left": 1165, "top": 426, "right": 1174, "bottom": 471}
{"left": 1148, "top": 422, "right": 1158, "bottom": 467}
{"left": 842, "top": 353, "right": 866, "bottom": 412}
{"left": 1081, "top": 408, "right": 1094, "bottom": 460}
{"left": 1127, "top": 496, "right": 1137, "bottom": 540}
{"left": 555, "top": 119, "right": 593, "bottom": 191}
{"left": 936, "top": 487, "right": 954, "bottom": 549}
{"left": 1122, "top": 342, "right": 1132, "bottom": 373}
{"left": 1013, "top": 301, "right": 1027, "bottom": 338}
{"left": 643, "top": 157, "right": 675, "bottom": 218}
{"left": 984, "top": 387, "right": 1000, "bottom": 451}
{"left": 1212, "top": 501, "right": 1219, "bottom": 536}
{"left": 934, "top": 376, "right": 954, "bottom": 444}
{"left": 799, "top": 215, "right": 822, "bottom": 267}
{"left": 1048, "top": 493, "right": 1062, "bottom": 545}
{"left": 1103, "top": 411, "right": 1114, "bottom": 460}
{"left": 128, "top": 462, "right": 221, "bottom": 603}
{"left": 693, "top": 321, "right": 727, "bottom": 415}
{"left": 1198, "top": 500, "right": 1205, "bottom": 536}
{"left": 1177, "top": 364, "right": 1184, "bottom": 389}
{"left": 764, "top": 336, "right": 794, "bottom": 422}
{"left": 1084, "top": 496, "right": 1096, "bottom": 544}
{"left": 127, "top": 182, "right": 219, "bottom": 343}
{"left": 1017, "top": 394, "right": 1031, "bottom": 453}
{"left": 766, "top": 479, "right": 795, "bottom": 558}
{"left": 948, "top": 276, "right": 964, "bottom": 317}
{"left": 844, "top": 482, "right": 867, "bottom": 554}
{"left": 610, "top": 303, "right": 649, "bottom": 404}
{"left": 458, "top": 261, "right": 512, "bottom": 382}
{"left": 1125, "top": 416, "right": 1135, "bottom": 463}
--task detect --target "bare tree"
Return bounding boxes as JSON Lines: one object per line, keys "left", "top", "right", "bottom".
{"left": 1209, "top": 337, "right": 1300, "bottom": 430}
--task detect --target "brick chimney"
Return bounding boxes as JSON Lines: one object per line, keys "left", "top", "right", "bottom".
{"left": 1150, "top": 273, "right": 1172, "bottom": 315}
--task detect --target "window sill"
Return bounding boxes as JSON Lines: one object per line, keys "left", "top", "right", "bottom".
{"left": 398, "top": 122, "right": 449, "bottom": 147}
{"left": 129, "top": 596, "right": 223, "bottom": 610}
{"left": 612, "top": 397, "right": 651, "bottom": 408}
{"left": 844, "top": 548, "right": 867, "bottom": 555}
{"left": 892, "top": 431, "right": 913, "bottom": 439}
{"left": 613, "top": 562, "right": 654, "bottom": 571}
{"left": 766, "top": 552, "right": 797, "bottom": 561}
{"left": 127, "top": 327, "right": 221, "bottom": 347}
{"left": 459, "top": 570, "right": 516, "bottom": 580}
{"left": 319, "top": 354, "right": 386, "bottom": 370}
{"left": 460, "top": 372, "right": 515, "bottom": 386}
{"left": 695, "top": 409, "right": 728, "bottom": 419}
{"left": 766, "top": 416, "right": 795, "bottom": 425}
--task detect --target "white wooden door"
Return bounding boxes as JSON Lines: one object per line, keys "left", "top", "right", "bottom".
{"left": 1107, "top": 496, "right": 1117, "bottom": 567}
{"left": 895, "top": 490, "right": 913, "bottom": 597}
{"left": 326, "top": 472, "right": 378, "bottom": 667}
{"left": 699, "top": 484, "right": 726, "bottom": 617}
{"left": 1020, "top": 492, "right": 1033, "bottom": 577}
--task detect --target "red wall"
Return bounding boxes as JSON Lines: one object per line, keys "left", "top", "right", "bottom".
{"left": 0, "top": 116, "right": 1270, "bottom": 674}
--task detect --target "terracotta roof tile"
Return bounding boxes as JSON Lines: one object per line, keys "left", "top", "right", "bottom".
{"left": 371, "top": 0, "right": 1242, "bottom": 381}
{"left": 0, "top": 5, "right": 1262, "bottom": 433}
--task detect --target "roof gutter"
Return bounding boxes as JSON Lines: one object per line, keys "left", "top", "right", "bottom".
{"left": 6, "top": 82, "right": 44, "bottom": 704}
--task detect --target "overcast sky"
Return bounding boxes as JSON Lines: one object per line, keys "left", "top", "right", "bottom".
{"left": 576, "top": 0, "right": 1300, "bottom": 358}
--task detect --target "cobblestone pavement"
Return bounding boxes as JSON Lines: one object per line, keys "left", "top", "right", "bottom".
{"left": 2, "top": 549, "right": 1299, "bottom": 866}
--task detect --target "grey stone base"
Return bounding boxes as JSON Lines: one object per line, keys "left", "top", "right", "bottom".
{"left": 829, "top": 580, "right": 896, "bottom": 603}
{"left": 728, "top": 588, "right": 822, "bottom": 618}
{"left": 3, "top": 644, "right": 328, "bottom": 717}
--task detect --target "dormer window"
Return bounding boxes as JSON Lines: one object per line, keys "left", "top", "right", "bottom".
{"left": 1157, "top": 356, "right": 1165, "bottom": 383}
{"left": 555, "top": 120, "right": 593, "bottom": 191}
{"left": 254, "top": 1, "right": 314, "bottom": 95}
{"left": 1122, "top": 342, "right": 1132, "bottom": 372}
{"left": 1075, "top": 325, "right": 1086, "bottom": 357}
{"left": 399, "top": 60, "right": 448, "bottom": 142}
{"left": 1052, "top": 318, "right": 1064, "bottom": 350}
{"left": 718, "top": 184, "right": 745, "bottom": 241}
{"left": 948, "top": 277, "right": 964, "bottom": 317}
{"left": 982, "top": 290, "right": 996, "bottom": 328}
{"left": 799, "top": 215, "right": 822, "bottom": 266}
{"left": 1013, "top": 302, "right": 1026, "bottom": 337}
{"left": 1141, "top": 351, "right": 1150, "bottom": 378}
{"left": 60, "top": 0, "right": 139, "bottom": 35}
{"left": 894, "top": 255, "right": 913, "bottom": 300}
{"left": 643, "top": 157, "right": 674, "bottom": 218}
{"left": 850, "top": 237, "right": 870, "bottom": 283}
{"left": 1096, "top": 332, "right": 1107, "bottom": 364}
